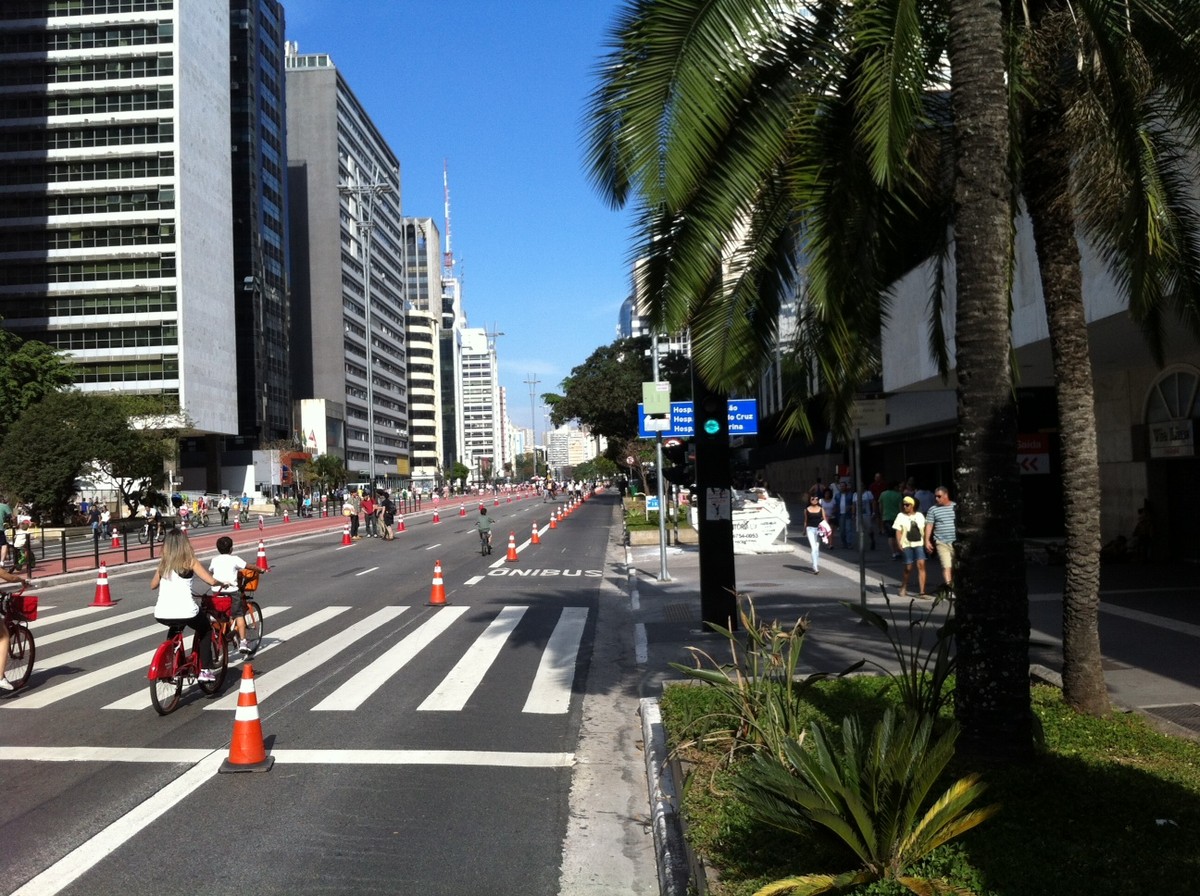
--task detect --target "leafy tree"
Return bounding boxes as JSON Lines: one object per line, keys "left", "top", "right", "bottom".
{"left": 0, "top": 330, "right": 76, "bottom": 445}
{"left": 572, "top": 456, "right": 618, "bottom": 483}
{"left": 547, "top": 335, "right": 690, "bottom": 444}
{"left": 587, "top": 0, "right": 1030, "bottom": 754}
{"left": 449, "top": 461, "right": 470, "bottom": 490}
{"left": 307, "top": 453, "right": 348, "bottom": 496}
{"left": 0, "top": 392, "right": 172, "bottom": 524}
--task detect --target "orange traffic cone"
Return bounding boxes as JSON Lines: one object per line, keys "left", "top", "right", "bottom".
{"left": 397, "top": 513, "right": 406, "bottom": 532}
{"left": 111, "top": 529, "right": 120, "bottom": 549}
{"left": 428, "top": 560, "right": 447, "bottom": 606}
{"left": 283, "top": 509, "right": 289, "bottom": 523}
{"left": 233, "top": 515, "right": 241, "bottom": 530}
{"left": 506, "top": 531, "right": 519, "bottom": 562}
{"left": 433, "top": 508, "right": 441, "bottom": 524}
{"left": 342, "top": 523, "right": 352, "bottom": 545}
{"left": 256, "top": 540, "right": 270, "bottom": 571}
{"left": 219, "top": 664, "right": 274, "bottom": 773}
{"left": 549, "top": 514, "right": 557, "bottom": 530}
{"left": 91, "top": 561, "right": 114, "bottom": 607}
{"left": 531, "top": 522, "right": 540, "bottom": 545}
{"left": 493, "top": 497, "right": 500, "bottom": 507}
{"left": 459, "top": 503, "right": 466, "bottom": 517}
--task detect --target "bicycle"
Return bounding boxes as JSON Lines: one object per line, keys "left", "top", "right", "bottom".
{"left": 1, "top": 582, "right": 36, "bottom": 692}
{"left": 137, "top": 519, "right": 165, "bottom": 545}
{"left": 479, "top": 528, "right": 493, "bottom": 556}
{"left": 209, "top": 567, "right": 265, "bottom": 660}
{"left": 190, "top": 507, "right": 210, "bottom": 528}
{"left": 147, "top": 601, "right": 228, "bottom": 715}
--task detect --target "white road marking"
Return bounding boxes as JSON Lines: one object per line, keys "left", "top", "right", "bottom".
{"left": 312, "top": 606, "right": 463, "bottom": 711}
{"left": 524, "top": 607, "right": 588, "bottom": 714}
{"left": 465, "top": 575, "right": 484, "bottom": 586}
{"left": 206, "top": 606, "right": 403, "bottom": 709}
{"left": 418, "top": 606, "right": 527, "bottom": 711}
{"left": 0, "top": 746, "right": 574, "bottom": 767}
{"left": 9, "top": 751, "right": 225, "bottom": 896}
{"left": 356, "top": 566, "right": 379, "bottom": 576}
{"left": 634, "top": 622, "right": 648, "bottom": 665}
{"left": 32, "top": 607, "right": 149, "bottom": 646}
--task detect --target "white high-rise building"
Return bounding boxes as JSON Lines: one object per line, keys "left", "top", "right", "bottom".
{"left": 285, "top": 43, "right": 407, "bottom": 489}
{"left": 457, "top": 326, "right": 502, "bottom": 485}
{"left": 403, "top": 217, "right": 443, "bottom": 491}
{"left": 0, "top": 1, "right": 237, "bottom": 434}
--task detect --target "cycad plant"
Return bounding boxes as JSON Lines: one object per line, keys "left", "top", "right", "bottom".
{"left": 733, "top": 709, "right": 999, "bottom": 896}
{"left": 670, "top": 595, "right": 862, "bottom": 763}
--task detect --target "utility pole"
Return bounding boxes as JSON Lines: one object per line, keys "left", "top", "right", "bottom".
{"left": 525, "top": 373, "right": 540, "bottom": 478}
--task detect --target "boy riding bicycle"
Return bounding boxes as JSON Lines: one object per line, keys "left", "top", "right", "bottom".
{"left": 476, "top": 506, "right": 494, "bottom": 555}
{"left": 209, "top": 536, "right": 252, "bottom": 656}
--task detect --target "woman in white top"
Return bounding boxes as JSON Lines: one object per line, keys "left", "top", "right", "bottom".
{"left": 150, "top": 530, "right": 228, "bottom": 682}
{"left": 892, "top": 495, "right": 928, "bottom": 597}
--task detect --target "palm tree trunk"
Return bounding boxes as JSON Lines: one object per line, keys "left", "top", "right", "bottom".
{"left": 947, "top": 0, "right": 1033, "bottom": 759}
{"left": 1024, "top": 125, "right": 1111, "bottom": 717}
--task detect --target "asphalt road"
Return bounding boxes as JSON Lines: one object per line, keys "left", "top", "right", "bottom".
{"left": 1, "top": 492, "right": 615, "bottom": 896}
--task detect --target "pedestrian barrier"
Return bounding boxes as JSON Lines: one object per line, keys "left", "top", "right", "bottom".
{"left": 219, "top": 664, "right": 274, "bottom": 773}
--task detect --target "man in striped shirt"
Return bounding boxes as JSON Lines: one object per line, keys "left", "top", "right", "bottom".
{"left": 924, "top": 487, "right": 957, "bottom": 589}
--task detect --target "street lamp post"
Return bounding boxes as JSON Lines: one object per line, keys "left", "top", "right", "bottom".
{"left": 525, "top": 373, "right": 540, "bottom": 478}
{"left": 339, "top": 173, "right": 393, "bottom": 491}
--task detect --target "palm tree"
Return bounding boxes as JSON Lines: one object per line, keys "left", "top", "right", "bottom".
{"left": 587, "top": 0, "right": 1031, "bottom": 755}
{"left": 1011, "top": 0, "right": 1200, "bottom": 714}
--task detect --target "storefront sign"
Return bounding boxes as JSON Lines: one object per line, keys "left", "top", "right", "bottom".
{"left": 1149, "top": 419, "right": 1195, "bottom": 458}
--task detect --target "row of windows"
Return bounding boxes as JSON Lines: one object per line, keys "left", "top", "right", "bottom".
{"left": 0, "top": 223, "right": 174, "bottom": 253}
{"left": 0, "top": 121, "right": 173, "bottom": 152}
{"left": 75, "top": 360, "right": 178, "bottom": 385}
{"left": 48, "top": 324, "right": 176, "bottom": 351}
{"left": 1, "top": 90, "right": 173, "bottom": 120}
{"left": 0, "top": 188, "right": 174, "bottom": 217}
{"left": 0, "top": 23, "right": 171, "bottom": 51}
{"left": 2, "top": 255, "right": 174, "bottom": 284}
{"left": 0, "top": 288, "right": 176, "bottom": 320}
{"left": 0, "top": 155, "right": 173, "bottom": 187}
{"left": 0, "top": 0, "right": 173, "bottom": 17}
{"left": 0, "top": 56, "right": 172, "bottom": 87}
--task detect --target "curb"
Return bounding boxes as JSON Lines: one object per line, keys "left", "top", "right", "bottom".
{"left": 640, "top": 697, "right": 691, "bottom": 896}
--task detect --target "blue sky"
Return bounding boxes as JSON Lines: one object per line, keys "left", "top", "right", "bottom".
{"left": 283, "top": 0, "right": 635, "bottom": 436}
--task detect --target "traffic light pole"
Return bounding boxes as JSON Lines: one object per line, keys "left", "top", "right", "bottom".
{"left": 652, "top": 337, "right": 671, "bottom": 582}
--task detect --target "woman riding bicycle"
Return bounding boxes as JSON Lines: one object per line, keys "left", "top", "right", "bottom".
{"left": 150, "top": 530, "right": 228, "bottom": 683}
{"left": 0, "top": 565, "right": 29, "bottom": 693}
{"left": 476, "top": 506, "right": 494, "bottom": 555}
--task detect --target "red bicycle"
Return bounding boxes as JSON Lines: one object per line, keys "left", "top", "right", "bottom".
{"left": 209, "top": 567, "right": 266, "bottom": 659}
{"left": 2, "top": 582, "right": 37, "bottom": 692}
{"left": 147, "top": 598, "right": 228, "bottom": 715}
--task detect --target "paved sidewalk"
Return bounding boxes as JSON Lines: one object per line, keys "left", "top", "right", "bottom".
{"left": 621, "top": 521, "right": 1200, "bottom": 894}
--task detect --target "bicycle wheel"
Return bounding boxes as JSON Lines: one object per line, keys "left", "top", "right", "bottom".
{"left": 242, "top": 601, "right": 264, "bottom": 655}
{"left": 196, "top": 635, "right": 228, "bottom": 695}
{"left": 4, "top": 623, "right": 34, "bottom": 691}
{"left": 150, "top": 647, "right": 182, "bottom": 715}
{"left": 137, "top": 526, "right": 148, "bottom": 545}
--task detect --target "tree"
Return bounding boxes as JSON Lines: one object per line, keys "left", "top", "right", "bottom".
{"left": 307, "top": 453, "right": 348, "bottom": 496}
{"left": 0, "top": 392, "right": 173, "bottom": 524}
{"left": 0, "top": 329, "right": 76, "bottom": 445}
{"left": 547, "top": 335, "right": 690, "bottom": 445}
{"left": 587, "top": 0, "right": 1030, "bottom": 754}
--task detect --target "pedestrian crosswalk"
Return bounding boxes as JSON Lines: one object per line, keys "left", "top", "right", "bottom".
{"left": 2, "top": 602, "right": 589, "bottom": 715}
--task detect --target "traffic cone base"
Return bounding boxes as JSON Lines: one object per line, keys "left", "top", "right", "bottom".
{"left": 91, "top": 561, "right": 115, "bottom": 607}
{"left": 219, "top": 664, "right": 274, "bottom": 774}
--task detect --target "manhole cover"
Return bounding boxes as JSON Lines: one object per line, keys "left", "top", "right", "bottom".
{"left": 1145, "top": 704, "right": 1200, "bottom": 733}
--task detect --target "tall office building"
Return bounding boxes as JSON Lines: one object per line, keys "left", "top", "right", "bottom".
{"left": 439, "top": 273, "right": 464, "bottom": 471}
{"left": 457, "top": 326, "right": 501, "bottom": 485}
{"left": 402, "top": 217, "right": 443, "bottom": 491}
{"left": 285, "top": 42, "right": 407, "bottom": 488}
{"left": 0, "top": 1, "right": 238, "bottom": 437}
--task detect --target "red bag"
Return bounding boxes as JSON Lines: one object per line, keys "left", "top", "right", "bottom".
{"left": 209, "top": 595, "right": 232, "bottom": 615}
{"left": 16, "top": 595, "right": 37, "bottom": 621}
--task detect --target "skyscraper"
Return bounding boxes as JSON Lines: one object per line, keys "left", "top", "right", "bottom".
{"left": 285, "top": 42, "right": 407, "bottom": 489}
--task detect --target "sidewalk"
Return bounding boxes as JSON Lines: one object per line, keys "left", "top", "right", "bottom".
{"left": 621, "top": 520, "right": 1200, "bottom": 894}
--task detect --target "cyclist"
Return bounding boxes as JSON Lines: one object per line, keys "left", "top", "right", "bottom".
{"left": 150, "top": 530, "right": 228, "bottom": 683}
{"left": 218, "top": 493, "right": 231, "bottom": 526}
{"left": 209, "top": 536, "right": 251, "bottom": 656}
{"left": 476, "top": 505, "right": 494, "bottom": 555}
{"left": 0, "top": 565, "right": 30, "bottom": 693}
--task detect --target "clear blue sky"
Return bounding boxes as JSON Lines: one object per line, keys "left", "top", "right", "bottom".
{"left": 283, "top": 0, "right": 635, "bottom": 436}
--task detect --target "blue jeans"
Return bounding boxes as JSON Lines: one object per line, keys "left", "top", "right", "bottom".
{"left": 806, "top": 526, "right": 822, "bottom": 571}
{"left": 839, "top": 515, "right": 855, "bottom": 548}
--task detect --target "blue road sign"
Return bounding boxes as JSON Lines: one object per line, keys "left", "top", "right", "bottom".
{"left": 638, "top": 399, "right": 757, "bottom": 438}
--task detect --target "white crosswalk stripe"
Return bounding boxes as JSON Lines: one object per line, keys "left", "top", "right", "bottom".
{"left": 5, "top": 603, "right": 589, "bottom": 716}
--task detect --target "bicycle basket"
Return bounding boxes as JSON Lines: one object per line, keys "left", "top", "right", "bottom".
{"left": 237, "top": 567, "right": 260, "bottom": 592}
{"left": 5, "top": 594, "right": 38, "bottom": 621}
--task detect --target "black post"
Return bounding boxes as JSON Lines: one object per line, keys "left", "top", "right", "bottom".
{"left": 692, "top": 370, "right": 737, "bottom": 630}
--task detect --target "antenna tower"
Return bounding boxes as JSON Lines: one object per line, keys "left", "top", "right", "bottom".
{"left": 442, "top": 159, "right": 455, "bottom": 279}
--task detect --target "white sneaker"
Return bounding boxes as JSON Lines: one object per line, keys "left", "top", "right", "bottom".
{"left": 0, "top": 678, "right": 14, "bottom": 692}
{"left": 238, "top": 639, "right": 250, "bottom": 655}
{"left": 198, "top": 669, "right": 217, "bottom": 683}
